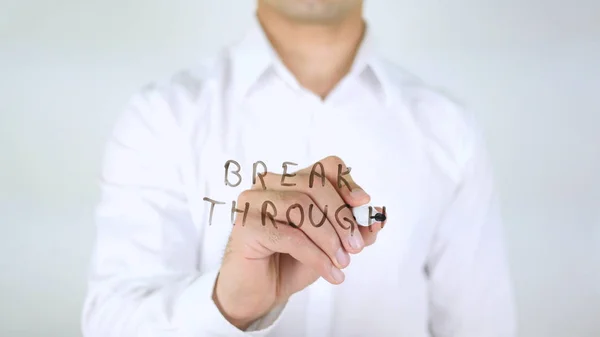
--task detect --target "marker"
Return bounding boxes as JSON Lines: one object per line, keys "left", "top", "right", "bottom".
{"left": 352, "top": 204, "right": 386, "bottom": 226}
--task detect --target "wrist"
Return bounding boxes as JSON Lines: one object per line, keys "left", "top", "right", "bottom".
{"left": 213, "top": 294, "right": 254, "bottom": 330}
{"left": 212, "top": 272, "right": 261, "bottom": 330}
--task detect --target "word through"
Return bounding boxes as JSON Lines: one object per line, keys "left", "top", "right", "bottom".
{"left": 203, "top": 197, "right": 367, "bottom": 232}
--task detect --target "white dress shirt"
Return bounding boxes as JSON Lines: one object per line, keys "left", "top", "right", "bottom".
{"left": 82, "top": 16, "right": 516, "bottom": 337}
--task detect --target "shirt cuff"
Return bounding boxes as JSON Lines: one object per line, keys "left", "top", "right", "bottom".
{"left": 172, "top": 268, "right": 287, "bottom": 336}
{"left": 246, "top": 301, "right": 287, "bottom": 332}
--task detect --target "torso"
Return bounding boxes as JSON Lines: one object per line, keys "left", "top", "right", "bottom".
{"left": 166, "top": 55, "right": 461, "bottom": 336}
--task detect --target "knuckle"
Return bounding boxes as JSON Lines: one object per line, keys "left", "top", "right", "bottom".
{"left": 262, "top": 171, "right": 280, "bottom": 186}
{"left": 277, "top": 191, "right": 296, "bottom": 210}
{"left": 318, "top": 258, "right": 333, "bottom": 274}
{"left": 295, "top": 172, "right": 311, "bottom": 186}
{"left": 232, "top": 215, "right": 244, "bottom": 227}
{"left": 273, "top": 190, "right": 288, "bottom": 203}
{"left": 233, "top": 211, "right": 256, "bottom": 229}
{"left": 281, "top": 191, "right": 311, "bottom": 209}
{"left": 237, "top": 189, "right": 254, "bottom": 203}
{"left": 287, "top": 228, "right": 307, "bottom": 248}
{"left": 325, "top": 235, "right": 342, "bottom": 255}
{"left": 324, "top": 155, "right": 343, "bottom": 165}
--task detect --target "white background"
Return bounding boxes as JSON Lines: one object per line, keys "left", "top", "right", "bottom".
{"left": 1, "top": 0, "right": 599, "bottom": 336}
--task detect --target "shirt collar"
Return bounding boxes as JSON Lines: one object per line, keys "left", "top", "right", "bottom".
{"left": 228, "top": 15, "right": 392, "bottom": 106}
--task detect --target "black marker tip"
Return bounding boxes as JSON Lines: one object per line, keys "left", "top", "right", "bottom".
{"left": 371, "top": 213, "right": 386, "bottom": 222}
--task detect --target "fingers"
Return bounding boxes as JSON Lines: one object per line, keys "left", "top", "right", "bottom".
{"left": 237, "top": 156, "right": 382, "bottom": 274}
{"left": 238, "top": 190, "right": 351, "bottom": 270}
{"left": 294, "top": 155, "right": 373, "bottom": 252}
{"left": 239, "top": 212, "right": 346, "bottom": 285}
{"left": 257, "top": 171, "right": 366, "bottom": 254}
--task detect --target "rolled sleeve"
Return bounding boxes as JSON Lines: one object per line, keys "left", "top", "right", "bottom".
{"left": 173, "top": 269, "right": 287, "bottom": 336}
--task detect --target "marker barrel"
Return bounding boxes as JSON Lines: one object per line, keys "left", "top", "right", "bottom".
{"left": 352, "top": 204, "right": 385, "bottom": 226}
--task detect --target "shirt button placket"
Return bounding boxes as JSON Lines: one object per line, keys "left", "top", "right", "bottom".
{"left": 304, "top": 99, "right": 335, "bottom": 337}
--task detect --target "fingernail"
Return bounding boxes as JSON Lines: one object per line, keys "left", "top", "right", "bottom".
{"left": 348, "top": 234, "right": 364, "bottom": 250}
{"left": 335, "top": 248, "right": 350, "bottom": 267}
{"left": 350, "top": 189, "right": 369, "bottom": 201}
{"left": 331, "top": 266, "right": 345, "bottom": 283}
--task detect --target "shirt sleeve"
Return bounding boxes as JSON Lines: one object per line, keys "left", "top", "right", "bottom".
{"left": 425, "top": 115, "right": 517, "bottom": 337}
{"left": 81, "top": 87, "right": 287, "bottom": 337}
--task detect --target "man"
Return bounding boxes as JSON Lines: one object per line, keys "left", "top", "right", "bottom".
{"left": 82, "top": 0, "right": 516, "bottom": 336}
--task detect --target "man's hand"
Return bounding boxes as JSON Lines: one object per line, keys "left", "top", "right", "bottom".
{"left": 212, "top": 156, "right": 385, "bottom": 329}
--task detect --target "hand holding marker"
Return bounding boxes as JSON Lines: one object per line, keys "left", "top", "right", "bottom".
{"left": 213, "top": 156, "right": 386, "bottom": 331}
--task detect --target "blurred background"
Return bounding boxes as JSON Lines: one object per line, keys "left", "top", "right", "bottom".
{"left": 1, "top": 0, "right": 599, "bottom": 336}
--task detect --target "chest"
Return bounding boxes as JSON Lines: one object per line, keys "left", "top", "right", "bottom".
{"left": 188, "top": 92, "right": 449, "bottom": 276}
